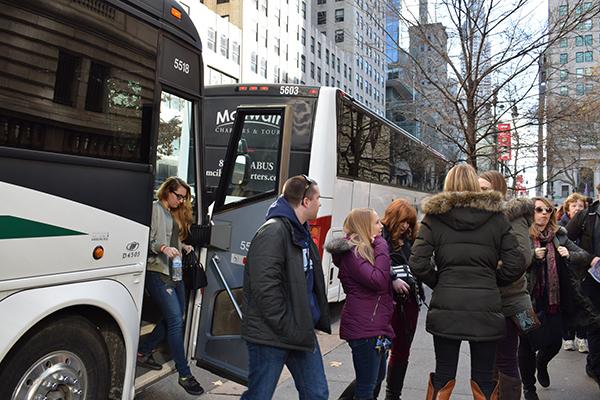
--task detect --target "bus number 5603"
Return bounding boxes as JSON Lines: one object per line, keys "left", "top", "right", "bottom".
{"left": 279, "top": 86, "right": 299, "bottom": 95}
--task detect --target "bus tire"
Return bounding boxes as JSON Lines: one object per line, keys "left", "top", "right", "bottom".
{"left": 0, "top": 315, "right": 110, "bottom": 400}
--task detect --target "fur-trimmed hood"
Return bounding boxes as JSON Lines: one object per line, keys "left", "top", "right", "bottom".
{"left": 422, "top": 191, "right": 504, "bottom": 215}
{"left": 504, "top": 197, "right": 534, "bottom": 224}
{"left": 325, "top": 237, "right": 353, "bottom": 255}
{"left": 422, "top": 191, "right": 504, "bottom": 231}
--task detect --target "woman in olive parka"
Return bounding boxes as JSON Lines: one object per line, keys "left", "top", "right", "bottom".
{"left": 409, "top": 164, "right": 525, "bottom": 400}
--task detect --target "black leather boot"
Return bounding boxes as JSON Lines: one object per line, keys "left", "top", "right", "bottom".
{"left": 385, "top": 361, "right": 409, "bottom": 400}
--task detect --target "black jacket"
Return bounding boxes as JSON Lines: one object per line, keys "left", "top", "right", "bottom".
{"left": 567, "top": 200, "right": 599, "bottom": 261}
{"left": 241, "top": 217, "right": 331, "bottom": 352}
{"left": 410, "top": 191, "right": 525, "bottom": 341}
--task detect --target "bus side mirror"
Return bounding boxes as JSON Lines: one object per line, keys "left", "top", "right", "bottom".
{"left": 231, "top": 154, "right": 250, "bottom": 185}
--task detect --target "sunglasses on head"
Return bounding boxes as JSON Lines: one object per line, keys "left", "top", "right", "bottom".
{"left": 302, "top": 174, "right": 314, "bottom": 199}
{"left": 535, "top": 206, "right": 553, "bottom": 214}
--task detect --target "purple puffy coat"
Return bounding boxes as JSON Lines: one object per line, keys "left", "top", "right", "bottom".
{"left": 326, "top": 235, "right": 395, "bottom": 340}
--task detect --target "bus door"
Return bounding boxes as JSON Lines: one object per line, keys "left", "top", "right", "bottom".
{"left": 192, "top": 106, "right": 292, "bottom": 383}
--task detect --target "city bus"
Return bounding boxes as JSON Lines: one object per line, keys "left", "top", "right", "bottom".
{"left": 0, "top": 0, "right": 247, "bottom": 398}
{"left": 192, "top": 84, "right": 450, "bottom": 382}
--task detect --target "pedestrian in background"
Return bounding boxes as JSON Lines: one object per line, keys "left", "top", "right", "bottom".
{"left": 566, "top": 184, "right": 600, "bottom": 393}
{"left": 479, "top": 170, "right": 535, "bottom": 400}
{"left": 519, "top": 197, "right": 590, "bottom": 400}
{"left": 137, "top": 177, "right": 204, "bottom": 396}
{"left": 240, "top": 175, "right": 331, "bottom": 400}
{"left": 558, "top": 192, "right": 589, "bottom": 353}
{"left": 326, "top": 208, "right": 394, "bottom": 400}
{"left": 410, "top": 164, "right": 525, "bottom": 400}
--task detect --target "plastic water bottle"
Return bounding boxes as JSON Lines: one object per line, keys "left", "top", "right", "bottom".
{"left": 171, "top": 255, "right": 183, "bottom": 282}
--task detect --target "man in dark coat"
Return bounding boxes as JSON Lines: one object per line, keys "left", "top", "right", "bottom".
{"left": 240, "top": 175, "right": 331, "bottom": 400}
{"left": 566, "top": 186, "right": 600, "bottom": 391}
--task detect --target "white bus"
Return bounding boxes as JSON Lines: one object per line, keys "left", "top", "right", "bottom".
{"left": 0, "top": 0, "right": 251, "bottom": 398}
{"left": 201, "top": 83, "right": 450, "bottom": 310}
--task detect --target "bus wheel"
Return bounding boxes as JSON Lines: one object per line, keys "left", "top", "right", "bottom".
{"left": 0, "top": 315, "right": 110, "bottom": 400}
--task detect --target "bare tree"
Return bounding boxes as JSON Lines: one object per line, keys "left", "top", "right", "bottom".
{"left": 377, "top": 0, "right": 600, "bottom": 173}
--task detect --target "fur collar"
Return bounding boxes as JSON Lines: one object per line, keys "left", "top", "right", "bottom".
{"left": 505, "top": 197, "right": 534, "bottom": 222}
{"left": 422, "top": 191, "right": 504, "bottom": 215}
{"left": 325, "top": 237, "right": 353, "bottom": 255}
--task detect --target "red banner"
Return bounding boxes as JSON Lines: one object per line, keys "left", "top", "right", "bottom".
{"left": 497, "top": 123, "right": 512, "bottom": 161}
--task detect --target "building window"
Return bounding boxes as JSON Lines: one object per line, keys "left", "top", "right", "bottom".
{"left": 260, "top": 58, "right": 267, "bottom": 78}
{"left": 251, "top": 52, "right": 258, "bottom": 73}
{"left": 335, "top": 29, "right": 344, "bottom": 43}
{"left": 335, "top": 8, "right": 344, "bottom": 22}
{"left": 274, "top": 66, "right": 280, "bottom": 83}
{"left": 217, "top": 0, "right": 229, "bottom": 3}
{"left": 560, "top": 85, "right": 568, "bottom": 96}
{"left": 560, "top": 53, "right": 568, "bottom": 64}
{"left": 302, "top": 1, "right": 306, "bottom": 19}
{"left": 585, "top": 83, "right": 593, "bottom": 94}
{"left": 301, "top": 28, "right": 306, "bottom": 46}
{"left": 317, "top": 0, "right": 326, "bottom": 4}
{"left": 317, "top": 42, "right": 322, "bottom": 58}
{"left": 560, "top": 38, "right": 568, "bottom": 48}
{"left": 577, "top": 83, "right": 585, "bottom": 95}
{"left": 337, "top": 57, "right": 341, "bottom": 73}
{"left": 576, "top": 67, "right": 584, "bottom": 78}
{"left": 326, "top": 49, "right": 330, "bottom": 65}
{"left": 576, "top": 51, "right": 593, "bottom": 62}
{"left": 274, "top": 37, "right": 280, "bottom": 55}
{"left": 344, "top": 63, "right": 347, "bottom": 78}
{"left": 301, "top": 55, "right": 306, "bottom": 72}
{"left": 261, "top": 0, "right": 267, "bottom": 16}
{"left": 317, "top": 67, "right": 322, "bottom": 83}
{"left": 325, "top": 72, "right": 329, "bottom": 85}
{"left": 232, "top": 42, "right": 240, "bottom": 64}
{"left": 331, "top": 54, "right": 335, "bottom": 70}
{"left": 220, "top": 34, "right": 229, "bottom": 57}
{"left": 311, "top": 36, "right": 315, "bottom": 53}
{"left": 349, "top": 67, "right": 352, "bottom": 81}
{"left": 310, "top": 62, "right": 315, "bottom": 78}
{"left": 207, "top": 28, "right": 216, "bottom": 51}
{"left": 558, "top": 5, "right": 567, "bottom": 16}
{"left": 275, "top": 8, "right": 280, "bottom": 25}
{"left": 577, "top": 20, "right": 592, "bottom": 30}
{"left": 317, "top": 11, "right": 326, "bottom": 24}
{"left": 560, "top": 69, "right": 568, "bottom": 80}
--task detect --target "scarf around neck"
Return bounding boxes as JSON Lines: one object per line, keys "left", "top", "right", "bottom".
{"left": 533, "top": 229, "right": 560, "bottom": 310}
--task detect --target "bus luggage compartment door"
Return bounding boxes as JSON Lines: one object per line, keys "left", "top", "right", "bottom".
{"left": 194, "top": 106, "right": 292, "bottom": 384}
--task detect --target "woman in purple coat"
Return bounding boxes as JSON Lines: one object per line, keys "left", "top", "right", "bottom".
{"left": 326, "top": 208, "right": 395, "bottom": 400}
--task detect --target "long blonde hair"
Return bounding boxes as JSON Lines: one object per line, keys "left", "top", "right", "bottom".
{"left": 157, "top": 177, "right": 193, "bottom": 241}
{"left": 343, "top": 208, "right": 376, "bottom": 265}
{"left": 444, "top": 164, "right": 481, "bottom": 192}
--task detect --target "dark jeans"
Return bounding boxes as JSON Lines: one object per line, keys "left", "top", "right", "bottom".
{"left": 433, "top": 335, "right": 497, "bottom": 395}
{"left": 518, "top": 333, "right": 561, "bottom": 389}
{"left": 496, "top": 318, "right": 520, "bottom": 378}
{"left": 389, "top": 295, "right": 419, "bottom": 366}
{"left": 348, "top": 337, "right": 388, "bottom": 400}
{"left": 241, "top": 340, "right": 328, "bottom": 400}
{"left": 138, "top": 271, "right": 190, "bottom": 377}
{"left": 563, "top": 327, "right": 588, "bottom": 340}
{"left": 583, "top": 276, "right": 600, "bottom": 378}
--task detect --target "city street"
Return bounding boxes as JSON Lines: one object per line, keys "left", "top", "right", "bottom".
{"left": 137, "top": 301, "right": 599, "bottom": 399}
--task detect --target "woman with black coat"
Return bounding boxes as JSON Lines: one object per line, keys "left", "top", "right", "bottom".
{"left": 410, "top": 164, "right": 525, "bottom": 400}
{"left": 519, "top": 197, "right": 590, "bottom": 400}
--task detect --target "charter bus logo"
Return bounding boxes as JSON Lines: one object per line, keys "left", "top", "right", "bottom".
{"left": 214, "top": 108, "right": 282, "bottom": 135}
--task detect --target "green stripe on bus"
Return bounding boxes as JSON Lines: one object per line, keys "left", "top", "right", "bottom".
{"left": 0, "top": 216, "right": 86, "bottom": 239}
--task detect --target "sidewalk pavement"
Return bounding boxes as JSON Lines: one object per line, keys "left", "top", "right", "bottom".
{"left": 139, "top": 302, "right": 599, "bottom": 399}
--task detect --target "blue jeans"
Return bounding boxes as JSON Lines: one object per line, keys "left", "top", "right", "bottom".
{"left": 348, "top": 337, "right": 388, "bottom": 400}
{"left": 241, "top": 340, "right": 328, "bottom": 400}
{"left": 138, "top": 271, "right": 191, "bottom": 377}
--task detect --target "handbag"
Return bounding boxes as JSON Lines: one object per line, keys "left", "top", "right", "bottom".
{"left": 524, "top": 310, "right": 563, "bottom": 351}
{"left": 182, "top": 250, "right": 208, "bottom": 290}
{"left": 510, "top": 307, "right": 541, "bottom": 335}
